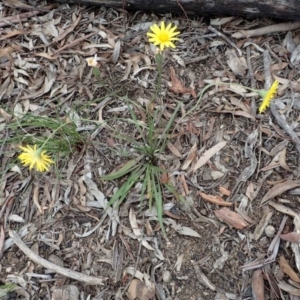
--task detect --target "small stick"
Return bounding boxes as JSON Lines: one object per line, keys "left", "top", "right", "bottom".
{"left": 208, "top": 25, "right": 242, "bottom": 56}
{"left": 9, "top": 230, "right": 107, "bottom": 285}
{"left": 0, "top": 11, "right": 42, "bottom": 28}
{"left": 270, "top": 100, "right": 300, "bottom": 155}
{"left": 232, "top": 21, "right": 300, "bottom": 39}
{"left": 191, "top": 260, "right": 216, "bottom": 291}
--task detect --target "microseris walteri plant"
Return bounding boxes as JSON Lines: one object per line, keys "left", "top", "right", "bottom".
{"left": 257, "top": 80, "right": 279, "bottom": 113}
{"left": 147, "top": 21, "right": 180, "bottom": 52}
{"left": 18, "top": 144, "right": 54, "bottom": 172}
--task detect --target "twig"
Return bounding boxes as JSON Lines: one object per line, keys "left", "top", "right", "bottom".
{"left": 208, "top": 25, "right": 242, "bottom": 56}
{"left": 263, "top": 50, "right": 272, "bottom": 89}
{"left": 232, "top": 21, "right": 300, "bottom": 39}
{"left": 241, "top": 216, "right": 287, "bottom": 271}
{"left": 191, "top": 260, "right": 216, "bottom": 291}
{"left": 270, "top": 100, "right": 300, "bottom": 155}
{"left": 9, "top": 230, "right": 107, "bottom": 285}
{"left": 0, "top": 11, "right": 44, "bottom": 28}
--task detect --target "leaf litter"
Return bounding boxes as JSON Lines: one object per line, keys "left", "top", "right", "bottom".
{"left": 2, "top": 1, "right": 300, "bottom": 299}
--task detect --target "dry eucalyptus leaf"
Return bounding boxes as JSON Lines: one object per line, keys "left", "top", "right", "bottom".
{"left": 252, "top": 269, "right": 265, "bottom": 300}
{"left": 226, "top": 49, "right": 248, "bottom": 76}
{"left": 181, "top": 143, "right": 197, "bottom": 170}
{"left": 278, "top": 281, "right": 300, "bottom": 296}
{"left": 127, "top": 279, "right": 155, "bottom": 300}
{"left": 193, "top": 141, "right": 227, "bottom": 172}
{"left": 280, "top": 232, "right": 300, "bottom": 243}
{"left": 279, "top": 256, "right": 300, "bottom": 283}
{"left": 52, "top": 285, "right": 79, "bottom": 300}
{"left": 279, "top": 147, "right": 293, "bottom": 172}
{"left": 199, "top": 192, "right": 232, "bottom": 206}
{"left": 261, "top": 180, "right": 300, "bottom": 205}
{"left": 169, "top": 66, "right": 195, "bottom": 97}
{"left": 214, "top": 207, "right": 249, "bottom": 229}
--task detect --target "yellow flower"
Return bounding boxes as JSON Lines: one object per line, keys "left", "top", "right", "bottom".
{"left": 86, "top": 55, "right": 98, "bottom": 67}
{"left": 258, "top": 80, "right": 279, "bottom": 113}
{"left": 147, "top": 21, "right": 180, "bottom": 51}
{"left": 18, "top": 145, "right": 54, "bottom": 172}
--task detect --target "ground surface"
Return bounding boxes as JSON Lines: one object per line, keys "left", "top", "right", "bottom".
{"left": 1, "top": 1, "right": 300, "bottom": 300}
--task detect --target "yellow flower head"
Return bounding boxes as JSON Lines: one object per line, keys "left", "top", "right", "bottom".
{"left": 18, "top": 145, "right": 54, "bottom": 172}
{"left": 147, "top": 21, "right": 180, "bottom": 52}
{"left": 86, "top": 55, "right": 98, "bottom": 67}
{"left": 258, "top": 80, "right": 279, "bottom": 113}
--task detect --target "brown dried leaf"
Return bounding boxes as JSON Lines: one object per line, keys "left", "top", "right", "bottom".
{"left": 261, "top": 180, "right": 300, "bottom": 205}
{"left": 279, "top": 147, "right": 293, "bottom": 172}
{"left": 0, "top": 225, "right": 4, "bottom": 259}
{"left": 2, "top": 0, "right": 34, "bottom": 9}
{"left": 0, "top": 29, "right": 26, "bottom": 40}
{"left": 226, "top": 49, "right": 248, "bottom": 76}
{"left": 199, "top": 192, "right": 232, "bottom": 206}
{"left": 193, "top": 141, "right": 227, "bottom": 172}
{"left": 219, "top": 110, "right": 255, "bottom": 120}
{"left": 280, "top": 232, "right": 300, "bottom": 243}
{"left": 181, "top": 143, "right": 197, "bottom": 170}
{"left": 219, "top": 186, "right": 231, "bottom": 196}
{"left": 252, "top": 269, "right": 265, "bottom": 300}
{"left": 52, "top": 14, "right": 82, "bottom": 44}
{"left": 169, "top": 66, "right": 195, "bottom": 97}
{"left": 167, "top": 142, "right": 182, "bottom": 158}
{"left": 33, "top": 185, "right": 43, "bottom": 215}
{"left": 214, "top": 207, "right": 249, "bottom": 229}
{"left": 279, "top": 256, "right": 300, "bottom": 283}
{"left": 278, "top": 281, "right": 300, "bottom": 296}
{"left": 127, "top": 279, "right": 155, "bottom": 300}
{"left": 202, "top": 117, "right": 216, "bottom": 141}
{"left": 229, "top": 96, "right": 251, "bottom": 113}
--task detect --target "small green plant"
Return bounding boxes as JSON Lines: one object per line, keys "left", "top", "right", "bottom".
{"left": 101, "top": 97, "right": 183, "bottom": 237}
{"left": 98, "top": 21, "right": 183, "bottom": 238}
{"left": 0, "top": 283, "right": 17, "bottom": 297}
{"left": 1, "top": 113, "right": 87, "bottom": 172}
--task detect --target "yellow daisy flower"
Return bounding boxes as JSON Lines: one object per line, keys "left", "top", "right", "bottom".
{"left": 18, "top": 145, "right": 54, "bottom": 172}
{"left": 258, "top": 80, "right": 279, "bottom": 113}
{"left": 147, "top": 21, "right": 180, "bottom": 51}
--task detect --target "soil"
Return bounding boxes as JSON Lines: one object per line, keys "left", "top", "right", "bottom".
{"left": 1, "top": 1, "right": 300, "bottom": 300}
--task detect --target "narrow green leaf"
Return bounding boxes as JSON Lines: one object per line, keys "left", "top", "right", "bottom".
{"left": 164, "top": 183, "right": 185, "bottom": 202}
{"left": 101, "top": 155, "right": 143, "bottom": 181}
{"left": 151, "top": 170, "right": 166, "bottom": 237}
{"left": 107, "top": 165, "right": 147, "bottom": 206}
{"left": 155, "top": 102, "right": 181, "bottom": 153}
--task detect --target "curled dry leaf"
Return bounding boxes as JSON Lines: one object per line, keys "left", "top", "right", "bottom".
{"left": 199, "top": 192, "right": 232, "bottom": 206}
{"left": 279, "top": 256, "right": 300, "bottom": 283}
{"left": 279, "top": 147, "right": 293, "bottom": 172}
{"left": 261, "top": 180, "right": 300, "bottom": 205}
{"left": 214, "top": 207, "right": 249, "bottom": 230}
{"left": 169, "top": 66, "right": 196, "bottom": 98}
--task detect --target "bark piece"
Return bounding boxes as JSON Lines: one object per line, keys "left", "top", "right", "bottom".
{"left": 57, "top": 0, "right": 300, "bottom": 21}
